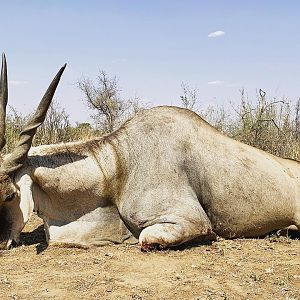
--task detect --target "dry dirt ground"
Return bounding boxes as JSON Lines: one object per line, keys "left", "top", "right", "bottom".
{"left": 0, "top": 215, "right": 299, "bottom": 300}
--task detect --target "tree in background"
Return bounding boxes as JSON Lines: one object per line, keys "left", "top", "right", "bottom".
{"left": 229, "top": 89, "right": 300, "bottom": 159}
{"left": 34, "top": 100, "right": 71, "bottom": 145}
{"left": 78, "top": 70, "right": 143, "bottom": 133}
{"left": 180, "top": 82, "right": 198, "bottom": 111}
{"left": 3, "top": 100, "right": 97, "bottom": 153}
{"left": 70, "top": 122, "right": 98, "bottom": 141}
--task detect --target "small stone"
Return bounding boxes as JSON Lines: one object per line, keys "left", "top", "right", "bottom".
{"left": 265, "top": 268, "right": 274, "bottom": 274}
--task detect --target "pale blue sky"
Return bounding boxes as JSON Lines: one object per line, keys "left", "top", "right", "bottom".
{"left": 2, "top": 1, "right": 300, "bottom": 123}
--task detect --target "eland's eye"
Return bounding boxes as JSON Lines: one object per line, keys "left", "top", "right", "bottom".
{"left": 4, "top": 192, "right": 16, "bottom": 202}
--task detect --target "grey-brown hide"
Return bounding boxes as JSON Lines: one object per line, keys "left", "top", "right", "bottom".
{"left": 6, "top": 106, "right": 300, "bottom": 249}
{"left": 1, "top": 56, "right": 300, "bottom": 250}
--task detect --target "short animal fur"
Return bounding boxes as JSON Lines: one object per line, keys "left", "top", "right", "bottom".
{"left": 0, "top": 54, "right": 299, "bottom": 250}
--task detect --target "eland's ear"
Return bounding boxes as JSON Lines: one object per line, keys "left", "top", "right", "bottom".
{"left": 0, "top": 53, "right": 8, "bottom": 151}
{"left": 0, "top": 63, "right": 67, "bottom": 175}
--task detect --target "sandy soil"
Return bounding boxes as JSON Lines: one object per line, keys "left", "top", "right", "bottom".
{"left": 0, "top": 215, "right": 299, "bottom": 300}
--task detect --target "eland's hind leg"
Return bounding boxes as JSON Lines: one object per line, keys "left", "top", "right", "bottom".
{"left": 120, "top": 185, "right": 215, "bottom": 250}
{"left": 139, "top": 212, "right": 214, "bottom": 250}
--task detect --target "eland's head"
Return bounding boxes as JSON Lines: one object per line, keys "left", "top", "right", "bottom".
{"left": 0, "top": 54, "right": 66, "bottom": 248}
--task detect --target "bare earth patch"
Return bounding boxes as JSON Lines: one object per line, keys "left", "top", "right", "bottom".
{"left": 0, "top": 215, "right": 299, "bottom": 300}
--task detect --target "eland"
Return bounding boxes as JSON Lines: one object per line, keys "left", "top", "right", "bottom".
{"left": 0, "top": 54, "right": 299, "bottom": 250}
